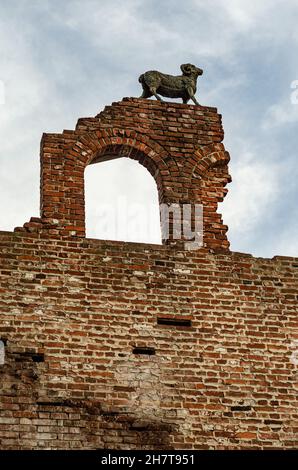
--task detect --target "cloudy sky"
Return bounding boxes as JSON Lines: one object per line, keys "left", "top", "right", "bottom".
{"left": 0, "top": 0, "right": 297, "bottom": 257}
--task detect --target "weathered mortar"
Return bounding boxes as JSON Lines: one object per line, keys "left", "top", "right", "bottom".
{"left": 0, "top": 98, "right": 297, "bottom": 449}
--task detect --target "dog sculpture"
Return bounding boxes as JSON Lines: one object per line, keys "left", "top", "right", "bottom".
{"left": 138, "top": 63, "right": 203, "bottom": 105}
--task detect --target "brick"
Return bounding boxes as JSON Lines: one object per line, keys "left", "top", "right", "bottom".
{"left": 235, "top": 432, "right": 257, "bottom": 440}
{"left": 0, "top": 98, "right": 297, "bottom": 450}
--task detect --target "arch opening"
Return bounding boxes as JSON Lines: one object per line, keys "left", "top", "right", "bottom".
{"left": 85, "top": 157, "right": 162, "bottom": 244}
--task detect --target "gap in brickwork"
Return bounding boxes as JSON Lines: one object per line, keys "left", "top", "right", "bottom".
{"left": 31, "top": 353, "right": 44, "bottom": 363}
{"left": 14, "top": 351, "right": 45, "bottom": 363}
{"left": 157, "top": 317, "right": 192, "bottom": 327}
{"left": 132, "top": 347, "right": 156, "bottom": 355}
{"left": 85, "top": 158, "right": 162, "bottom": 244}
{"left": 0, "top": 340, "right": 5, "bottom": 365}
{"left": 37, "top": 401, "right": 69, "bottom": 407}
{"left": 230, "top": 406, "right": 252, "bottom": 411}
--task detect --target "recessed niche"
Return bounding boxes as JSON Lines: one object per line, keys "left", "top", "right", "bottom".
{"left": 157, "top": 317, "right": 192, "bottom": 327}
{"left": 132, "top": 347, "right": 156, "bottom": 355}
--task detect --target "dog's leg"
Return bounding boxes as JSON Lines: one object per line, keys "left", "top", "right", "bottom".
{"left": 149, "top": 87, "right": 163, "bottom": 102}
{"left": 191, "top": 96, "right": 200, "bottom": 106}
{"left": 187, "top": 87, "right": 200, "bottom": 106}
{"left": 139, "top": 90, "right": 152, "bottom": 99}
{"left": 139, "top": 84, "right": 152, "bottom": 99}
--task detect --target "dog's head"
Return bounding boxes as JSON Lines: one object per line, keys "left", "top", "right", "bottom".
{"left": 180, "top": 63, "right": 203, "bottom": 77}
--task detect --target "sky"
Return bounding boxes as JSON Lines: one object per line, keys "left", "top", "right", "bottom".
{"left": 0, "top": 0, "right": 297, "bottom": 258}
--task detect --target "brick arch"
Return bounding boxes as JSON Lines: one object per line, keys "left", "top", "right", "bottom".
{"left": 189, "top": 143, "right": 231, "bottom": 204}
{"left": 187, "top": 143, "right": 231, "bottom": 252}
{"left": 191, "top": 143, "right": 231, "bottom": 180}
{"left": 67, "top": 128, "right": 171, "bottom": 165}
{"left": 21, "top": 98, "right": 231, "bottom": 251}
{"left": 40, "top": 128, "right": 184, "bottom": 237}
{"left": 69, "top": 128, "right": 184, "bottom": 204}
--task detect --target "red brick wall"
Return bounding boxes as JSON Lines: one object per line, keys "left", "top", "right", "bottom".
{"left": 0, "top": 233, "right": 297, "bottom": 449}
{"left": 21, "top": 98, "right": 230, "bottom": 251}
{"left": 0, "top": 99, "right": 297, "bottom": 449}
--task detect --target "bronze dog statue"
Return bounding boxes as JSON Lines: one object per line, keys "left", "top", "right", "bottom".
{"left": 138, "top": 63, "right": 203, "bottom": 105}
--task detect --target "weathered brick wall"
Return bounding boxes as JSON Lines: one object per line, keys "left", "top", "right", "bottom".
{"left": 22, "top": 98, "right": 230, "bottom": 251}
{"left": 0, "top": 233, "right": 297, "bottom": 449}
{"left": 0, "top": 98, "right": 297, "bottom": 449}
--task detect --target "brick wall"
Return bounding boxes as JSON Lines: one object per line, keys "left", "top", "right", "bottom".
{"left": 0, "top": 98, "right": 297, "bottom": 449}
{"left": 20, "top": 98, "right": 230, "bottom": 251}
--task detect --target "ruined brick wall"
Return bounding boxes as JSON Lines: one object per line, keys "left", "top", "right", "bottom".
{"left": 36, "top": 98, "right": 230, "bottom": 250}
{"left": 0, "top": 99, "right": 297, "bottom": 450}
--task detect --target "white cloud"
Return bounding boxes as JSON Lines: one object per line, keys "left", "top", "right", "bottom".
{"left": 0, "top": 0, "right": 297, "bottom": 257}
{"left": 262, "top": 100, "right": 298, "bottom": 129}
{"left": 272, "top": 223, "right": 298, "bottom": 256}
{"left": 222, "top": 151, "right": 279, "bottom": 236}
{"left": 204, "top": 74, "right": 248, "bottom": 103}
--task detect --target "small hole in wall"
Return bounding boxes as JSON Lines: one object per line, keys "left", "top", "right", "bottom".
{"left": 31, "top": 353, "right": 45, "bottom": 363}
{"left": 230, "top": 406, "right": 252, "bottom": 412}
{"left": 129, "top": 426, "right": 149, "bottom": 431}
{"left": 15, "top": 351, "right": 45, "bottom": 363}
{"left": 157, "top": 317, "right": 192, "bottom": 327}
{"left": 0, "top": 340, "right": 5, "bottom": 365}
{"left": 37, "top": 401, "right": 69, "bottom": 407}
{"left": 133, "top": 347, "right": 156, "bottom": 356}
